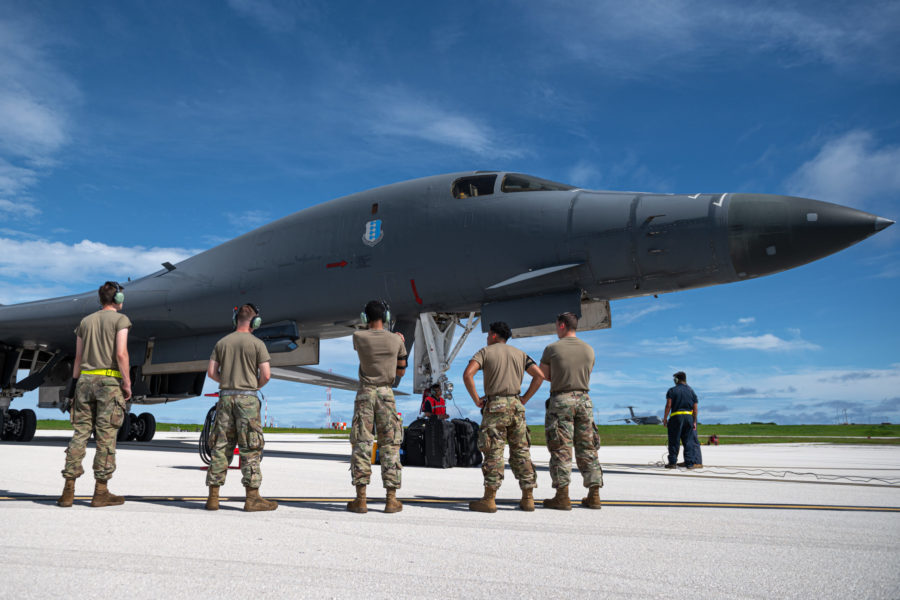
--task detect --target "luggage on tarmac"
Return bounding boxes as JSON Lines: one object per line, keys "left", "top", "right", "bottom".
{"left": 401, "top": 418, "right": 428, "bottom": 466}
{"left": 451, "top": 418, "right": 482, "bottom": 467}
{"left": 424, "top": 417, "right": 457, "bottom": 468}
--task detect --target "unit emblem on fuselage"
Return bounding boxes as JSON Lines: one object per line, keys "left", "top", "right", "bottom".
{"left": 363, "top": 219, "right": 384, "bottom": 246}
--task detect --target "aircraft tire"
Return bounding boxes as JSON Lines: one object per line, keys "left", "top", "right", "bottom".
{"left": 18, "top": 408, "right": 36, "bottom": 442}
{"left": 137, "top": 412, "right": 156, "bottom": 442}
{"left": 127, "top": 413, "right": 141, "bottom": 441}
{"left": 2, "top": 409, "right": 20, "bottom": 440}
{"left": 116, "top": 412, "right": 131, "bottom": 442}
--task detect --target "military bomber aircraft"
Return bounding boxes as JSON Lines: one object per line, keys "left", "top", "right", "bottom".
{"left": 0, "top": 171, "right": 893, "bottom": 442}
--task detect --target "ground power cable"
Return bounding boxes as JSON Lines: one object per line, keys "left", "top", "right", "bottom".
{"left": 628, "top": 452, "right": 900, "bottom": 486}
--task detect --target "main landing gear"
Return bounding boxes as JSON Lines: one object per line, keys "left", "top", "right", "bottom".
{"left": 413, "top": 312, "right": 480, "bottom": 399}
{"left": 0, "top": 408, "right": 37, "bottom": 442}
{"left": 116, "top": 411, "right": 157, "bottom": 442}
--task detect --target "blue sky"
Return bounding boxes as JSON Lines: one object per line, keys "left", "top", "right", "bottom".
{"left": 1, "top": 1, "right": 898, "bottom": 426}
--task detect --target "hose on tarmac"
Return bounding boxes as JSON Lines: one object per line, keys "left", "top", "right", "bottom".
{"left": 199, "top": 405, "right": 216, "bottom": 466}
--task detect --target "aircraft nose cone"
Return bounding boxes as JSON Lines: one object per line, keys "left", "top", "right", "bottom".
{"left": 727, "top": 194, "right": 892, "bottom": 279}
{"left": 875, "top": 216, "right": 895, "bottom": 232}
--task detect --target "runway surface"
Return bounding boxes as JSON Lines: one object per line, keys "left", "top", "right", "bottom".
{"left": 2, "top": 432, "right": 898, "bottom": 599}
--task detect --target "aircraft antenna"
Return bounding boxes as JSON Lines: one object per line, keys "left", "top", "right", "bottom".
{"left": 325, "top": 377, "right": 332, "bottom": 428}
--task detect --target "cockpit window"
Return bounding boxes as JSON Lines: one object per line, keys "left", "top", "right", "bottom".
{"left": 500, "top": 173, "right": 575, "bottom": 193}
{"left": 452, "top": 174, "right": 497, "bottom": 199}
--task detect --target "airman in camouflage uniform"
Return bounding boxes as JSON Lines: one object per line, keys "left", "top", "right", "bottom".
{"left": 463, "top": 321, "right": 544, "bottom": 512}
{"left": 347, "top": 300, "right": 408, "bottom": 514}
{"left": 204, "top": 303, "right": 277, "bottom": 512}
{"left": 349, "top": 386, "right": 403, "bottom": 489}
{"left": 58, "top": 281, "right": 132, "bottom": 508}
{"left": 540, "top": 312, "right": 603, "bottom": 510}
{"left": 206, "top": 394, "right": 266, "bottom": 489}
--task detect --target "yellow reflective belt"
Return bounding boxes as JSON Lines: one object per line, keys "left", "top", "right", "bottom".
{"left": 670, "top": 410, "right": 693, "bottom": 417}
{"left": 81, "top": 369, "right": 122, "bottom": 378}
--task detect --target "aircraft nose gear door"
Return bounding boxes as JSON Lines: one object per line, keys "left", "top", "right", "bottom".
{"left": 413, "top": 312, "right": 480, "bottom": 400}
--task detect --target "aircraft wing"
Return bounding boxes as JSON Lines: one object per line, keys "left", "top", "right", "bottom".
{"left": 269, "top": 366, "right": 409, "bottom": 396}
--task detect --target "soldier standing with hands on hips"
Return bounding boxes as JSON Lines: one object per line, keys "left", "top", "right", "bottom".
{"left": 347, "top": 300, "right": 408, "bottom": 514}
{"left": 58, "top": 281, "right": 132, "bottom": 508}
{"left": 204, "top": 303, "right": 277, "bottom": 512}
{"left": 464, "top": 321, "right": 544, "bottom": 513}
{"left": 540, "top": 312, "right": 603, "bottom": 510}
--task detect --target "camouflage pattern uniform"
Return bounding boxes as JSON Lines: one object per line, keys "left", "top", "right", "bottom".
{"left": 350, "top": 385, "right": 403, "bottom": 489}
{"left": 61, "top": 374, "right": 127, "bottom": 481}
{"left": 545, "top": 391, "right": 603, "bottom": 489}
{"left": 205, "top": 393, "right": 265, "bottom": 489}
{"left": 479, "top": 395, "right": 537, "bottom": 490}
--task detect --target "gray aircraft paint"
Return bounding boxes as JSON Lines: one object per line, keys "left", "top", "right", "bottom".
{"left": 0, "top": 171, "right": 893, "bottom": 424}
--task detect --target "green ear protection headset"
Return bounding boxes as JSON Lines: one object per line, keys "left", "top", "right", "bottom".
{"left": 360, "top": 300, "right": 391, "bottom": 326}
{"left": 106, "top": 281, "right": 125, "bottom": 305}
{"left": 233, "top": 303, "right": 262, "bottom": 331}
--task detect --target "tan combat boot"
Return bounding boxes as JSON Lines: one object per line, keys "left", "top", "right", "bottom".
{"left": 347, "top": 485, "right": 367, "bottom": 513}
{"left": 90, "top": 480, "right": 125, "bottom": 507}
{"left": 582, "top": 485, "right": 602, "bottom": 509}
{"left": 542, "top": 485, "right": 572, "bottom": 510}
{"left": 57, "top": 479, "right": 75, "bottom": 507}
{"left": 205, "top": 485, "right": 220, "bottom": 511}
{"left": 384, "top": 488, "right": 403, "bottom": 513}
{"left": 469, "top": 486, "right": 497, "bottom": 513}
{"left": 519, "top": 487, "right": 535, "bottom": 512}
{"left": 244, "top": 487, "right": 278, "bottom": 512}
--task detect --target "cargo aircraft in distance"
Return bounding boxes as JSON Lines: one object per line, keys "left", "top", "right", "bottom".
{"left": 0, "top": 171, "right": 893, "bottom": 443}
{"left": 609, "top": 406, "right": 663, "bottom": 425}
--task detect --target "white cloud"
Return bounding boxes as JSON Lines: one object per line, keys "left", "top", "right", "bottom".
{"left": 567, "top": 161, "right": 602, "bottom": 189}
{"left": 368, "top": 88, "right": 524, "bottom": 159}
{"left": 0, "top": 16, "right": 79, "bottom": 214}
{"left": 738, "top": 317, "right": 756, "bottom": 325}
{"left": 616, "top": 302, "right": 678, "bottom": 326}
{"left": 0, "top": 283, "right": 75, "bottom": 305}
{"left": 0, "top": 157, "right": 38, "bottom": 196}
{"left": 697, "top": 333, "right": 820, "bottom": 352}
{"left": 226, "top": 0, "right": 307, "bottom": 33}
{"left": 0, "top": 197, "right": 39, "bottom": 218}
{"left": 528, "top": 2, "right": 900, "bottom": 79}
{"left": 590, "top": 369, "right": 659, "bottom": 388}
{"left": 0, "top": 91, "right": 68, "bottom": 159}
{"left": 0, "top": 238, "right": 200, "bottom": 297}
{"left": 744, "top": 366, "right": 900, "bottom": 405}
{"left": 786, "top": 130, "right": 900, "bottom": 210}
{"left": 636, "top": 337, "right": 694, "bottom": 356}
{"left": 226, "top": 210, "right": 272, "bottom": 230}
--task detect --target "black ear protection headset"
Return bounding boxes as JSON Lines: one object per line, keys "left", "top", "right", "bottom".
{"left": 233, "top": 303, "right": 262, "bottom": 330}
{"left": 360, "top": 300, "right": 391, "bottom": 326}
{"left": 106, "top": 281, "right": 125, "bottom": 305}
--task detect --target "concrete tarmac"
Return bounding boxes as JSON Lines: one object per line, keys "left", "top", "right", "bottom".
{"left": 1, "top": 431, "right": 898, "bottom": 599}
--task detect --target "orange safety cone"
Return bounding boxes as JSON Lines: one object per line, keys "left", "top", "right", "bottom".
{"left": 228, "top": 447, "right": 241, "bottom": 470}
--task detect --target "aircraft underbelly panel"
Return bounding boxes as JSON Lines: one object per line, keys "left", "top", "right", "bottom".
{"left": 140, "top": 334, "right": 318, "bottom": 375}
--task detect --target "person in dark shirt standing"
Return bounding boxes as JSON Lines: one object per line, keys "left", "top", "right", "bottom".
{"left": 663, "top": 371, "right": 703, "bottom": 469}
